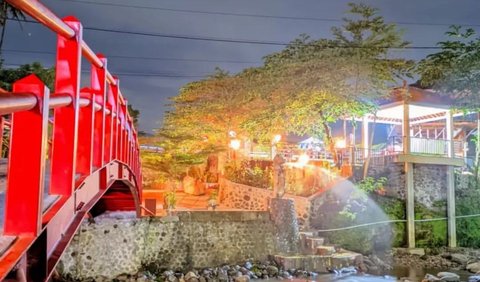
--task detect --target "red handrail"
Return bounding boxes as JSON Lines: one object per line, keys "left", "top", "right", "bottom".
{"left": 0, "top": 0, "right": 143, "bottom": 279}
{"left": 7, "top": 0, "right": 118, "bottom": 86}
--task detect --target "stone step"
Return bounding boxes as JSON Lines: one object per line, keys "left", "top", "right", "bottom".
{"left": 304, "top": 237, "right": 325, "bottom": 254}
{"left": 316, "top": 245, "right": 336, "bottom": 256}
{"left": 273, "top": 252, "right": 362, "bottom": 273}
{"left": 299, "top": 231, "right": 316, "bottom": 251}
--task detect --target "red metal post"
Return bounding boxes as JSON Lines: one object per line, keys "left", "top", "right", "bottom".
{"left": 0, "top": 116, "right": 4, "bottom": 158}
{"left": 117, "top": 106, "right": 124, "bottom": 162}
{"left": 4, "top": 75, "right": 50, "bottom": 235}
{"left": 92, "top": 55, "right": 107, "bottom": 169}
{"left": 76, "top": 87, "right": 94, "bottom": 177}
{"left": 121, "top": 103, "right": 128, "bottom": 163}
{"left": 111, "top": 77, "right": 119, "bottom": 160}
{"left": 127, "top": 120, "right": 133, "bottom": 167}
{"left": 104, "top": 102, "right": 112, "bottom": 164}
{"left": 50, "top": 16, "right": 82, "bottom": 196}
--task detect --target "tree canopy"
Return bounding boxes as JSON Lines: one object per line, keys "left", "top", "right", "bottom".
{"left": 0, "top": 62, "right": 55, "bottom": 91}
{"left": 152, "top": 3, "right": 413, "bottom": 179}
{"left": 417, "top": 25, "right": 480, "bottom": 109}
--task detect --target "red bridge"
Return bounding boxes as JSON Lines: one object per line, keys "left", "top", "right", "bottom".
{"left": 0, "top": 0, "right": 142, "bottom": 280}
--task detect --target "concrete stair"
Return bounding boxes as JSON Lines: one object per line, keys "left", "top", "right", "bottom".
{"left": 273, "top": 231, "right": 361, "bottom": 273}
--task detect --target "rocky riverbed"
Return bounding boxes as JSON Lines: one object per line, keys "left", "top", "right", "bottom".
{"left": 56, "top": 247, "right": 480, "bottom": 282}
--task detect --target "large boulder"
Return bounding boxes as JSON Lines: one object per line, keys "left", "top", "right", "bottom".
{"left": 450, "top": 254, "right": 469, "bottom": 265}
{"left": 467, "top": 262, "right": 480, "bottom": 273}
{"left": 437, "top": 272, "right": 460, "bottom": 281}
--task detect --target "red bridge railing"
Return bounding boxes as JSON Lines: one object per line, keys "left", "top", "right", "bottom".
{"left": 0, "top": 0, "right": 142, "bottom": 280}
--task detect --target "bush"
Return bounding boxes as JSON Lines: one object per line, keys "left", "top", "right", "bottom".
{"left": 225, "top": 160, "right": 272, "bottom": 189}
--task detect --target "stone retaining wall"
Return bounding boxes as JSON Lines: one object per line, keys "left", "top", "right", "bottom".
{"left": 219, "top": 179, "right": 312, "bottom": 228}
{"left": 359, "top": 163, "right": 453, "bottom": 209}
{"left": 59, "top": 210, "right": 297, "bottom": 280}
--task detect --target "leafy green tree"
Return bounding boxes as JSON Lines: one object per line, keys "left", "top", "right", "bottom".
{"left": 0, "top": 1, "right": 24, "bottom": 50}
{"left": 127, "top": 104, "right": 140, "bottom": 128}
{"left": 0, "top": 62, "right": 54, "bottom": 90}
{"left": 417, "top": 26, "right": 480, "bottom": 175}
{"left": 418, "top": 26, "right": 480, "bottom": 107}
{"left": 156, "top": 3, "right": 412, "bottom": 182}
{"left": 241, "top": 3, "right": 412, "bottom": 158}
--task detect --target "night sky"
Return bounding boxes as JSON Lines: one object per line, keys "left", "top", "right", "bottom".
{"left": 3, "top": 0, "right": 480, "bottom": 133}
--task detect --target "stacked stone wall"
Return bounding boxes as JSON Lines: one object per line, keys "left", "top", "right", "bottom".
{"left": 219, "top": 179, "right": 271, "bottom": 210}
{"left": 357, "top": 163, "right": 451, "bottom": 209}
{"left": 60, "top": 211, "right": 285, "bottom": 280}
{"left": 219, "top": 179, "right": 311, "bottom": 228}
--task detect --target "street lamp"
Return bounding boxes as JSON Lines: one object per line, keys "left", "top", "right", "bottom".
{"left": 334, "top": 138, "right": 347, "bottom": 149}
{"left": 297, "top": 153, "right": 310, "bottom": 167}
{"left": 273, "top": 134, "right": 281, "bottom": 143}
{"left": 229, "top": 139, "right": 241, "bottom": 150}
{"left": 229, "top": 139, "right": 241, "bottom": 167}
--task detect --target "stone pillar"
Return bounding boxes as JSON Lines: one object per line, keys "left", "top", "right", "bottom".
{"left": 446, "top": 110, "right": 457, "bottom": 247}
{"left": 270, "top": 198, "right": 300, "bottom": 254}
{"left": 403, "top": 102, "right": 415, "bottom": 248}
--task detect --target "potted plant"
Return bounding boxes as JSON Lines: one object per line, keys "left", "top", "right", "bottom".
{"left": 207, "top": 190, "right": 218, "bottom": 211}
{"left": 165, "top": 191, "right": 177, "bottom": 215}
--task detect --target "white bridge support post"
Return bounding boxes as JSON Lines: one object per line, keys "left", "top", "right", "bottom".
{"left": 446, "top": 110, "right": 457, "bottom": 247}
{"left": 403, "top": 102, "right": 415, "bottom": 249}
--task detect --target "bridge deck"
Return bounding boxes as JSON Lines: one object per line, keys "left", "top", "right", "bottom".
{"left": 0, "top": 159, "right": 58, "bottom": 258}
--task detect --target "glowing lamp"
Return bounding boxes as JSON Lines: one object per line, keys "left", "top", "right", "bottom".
{"left": 273, "top": 134, "right": 281, "bottom": 143}
{"left": 335, "top": 138, "right": 347, "bottom": 149}
{"left": 297, "top": 153, "right": 310, "bottom": 167}
{"left": 230, "top": 139, "right": 241, "bottom": 150}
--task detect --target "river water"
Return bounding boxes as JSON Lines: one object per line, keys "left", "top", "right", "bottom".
{"left": 268, "top": 266, "right": 472, "bottom": 281}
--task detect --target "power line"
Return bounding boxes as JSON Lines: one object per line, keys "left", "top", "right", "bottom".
{"left": 56, "top": 0, "right": 480, "bottom": 28}
{"left": 1, "top": 49, "right": 262, "bottom": 64}
{"left": 2, "top": 63, "right": 207, "bottom": 78}
{"left": 11, "top": 19, "right": 443, "bottom": 49}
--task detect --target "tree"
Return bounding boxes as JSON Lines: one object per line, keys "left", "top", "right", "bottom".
{"left": 0, "top": 62, "right": 55, "bottom": 90}
{"left": 127, "top": 104, "right": 140, "bottom": 128}
{"left": 0, "top": 1, "right": 25, "bottom": 51}
{"left": 156, "top": 3, "right": 413, "bottom": 183}
{"left": 418, "top": 26, "right": 480, "bottom": 108}
{"left": 417, "top": 26, "right": 480, "bottom": 177}
{"left": 241, "top": 3, "right": 412, "bottom": 160}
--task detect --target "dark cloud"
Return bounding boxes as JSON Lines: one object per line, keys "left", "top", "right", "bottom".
{"left": 3, "top": 0, "right": 480, "bottom": 132}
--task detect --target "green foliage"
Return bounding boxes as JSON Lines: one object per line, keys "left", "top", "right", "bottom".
{"left": 417, "top": 25, "right": 480, "bottom": 109}
{"left": 327, "top": 192, "right": 407, "bottom": 252}
{"left": 128, "top": 104, "right": 140, "bottom": 128}
{"left": 0, "top": 62, "right": 55, "bottom": 90}
{"left": 0, "top": 2, "right": 25, "bottom": 50}
{"left": 158, "top": 3, "right": 412, "bottom": 173}
{"left": 322, "top": 224, "right": 396, "bottom": 254}
{"left": 357, "top": 177, "right": 387, "bottom": 193}
{"left": 225, "top": 161, "right": 272, "bottom": 189}
{"left": 0, "top": 2, "right": 24, "bottom": 26}
{"left": 340, "top": 177, "right": 387, "bottom": 220}
{"left": 165, "top": 191, "right": 177, "bottom": 209}
{"left": 414, "top": 202, "right": 447, "bottom": 248}
{"left": 455, "top": 175, "right": 480, "bottom": 247}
